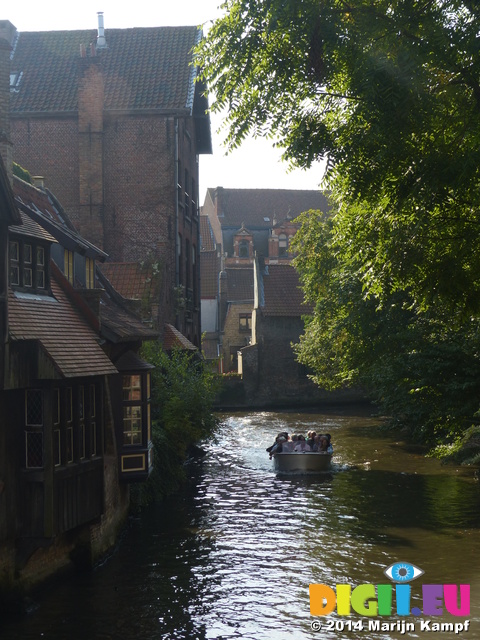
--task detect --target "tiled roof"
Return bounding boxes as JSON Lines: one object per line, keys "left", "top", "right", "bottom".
{"left": 8, "top": 266, "right": 117, "bottom": 378}
{"left": 208, "top": 188, "right": 330, "bottom": 229}
{"left": 226, "top": 268, "right": 254, "bottom": 302}
{"left": 99, "top": 262, "right": 158, "bottom": 301}
{"left": 201, "top": 337, "right": 219, "bottom": 360}
{"left": 200, "top": 251, "right": 220, "bottom": 298}
{"left": 11, "top": 26, "right": 201, "bottom": 113}
{"left": 0, "top": 154, "right": 21, "bottom": 226}
{"left": 11, "top": 210, "right": 57, "bottom": 243}
{"left": 262, "top": 264, "right": 313, "bottom": 317}
{"left": 99, "top": 289, "right": 158, "bottom": 343}
{"left": 113, "top": 350, "right": 155, "bottom": 372}
{"left": 163, "top": 323, "right": 197, "bottom": 351}
{"left": 200, "top": 215, "right": 216, "bottom": 251}
{"left": 13, "top": 177, "right": 106, "bottom": 258}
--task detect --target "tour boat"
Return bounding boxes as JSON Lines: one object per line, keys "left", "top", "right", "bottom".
{"left": 272, "top": 451, "right": 332, "bottom": 474}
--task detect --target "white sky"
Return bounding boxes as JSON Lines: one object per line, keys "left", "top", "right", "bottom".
{"left": 5, "top": 0, "right": 326, "bottom": 203}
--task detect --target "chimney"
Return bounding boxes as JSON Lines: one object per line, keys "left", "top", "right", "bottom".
{"left": 0, "top": 21, "right": 16, "bottom": 185}
{"left": 32, "top": 176, "right": 45, "bottom": 189}
{"left": 96, "top": 12, "right": 108, "bottom": 50}
{"left": 77, "top": 31, "right": 105, "bottom": 248}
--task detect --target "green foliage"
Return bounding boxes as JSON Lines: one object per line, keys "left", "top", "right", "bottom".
{"left": 131, "top": 344, "right": 220, "bottom": 505}
{"left": 198, "top": 0, "right": 480, "bottom": 314}
{"left": 199, "top": 1, "right": 480, "bottom": 450}
{"left": 12, "top": 162, "right": 32, "bottom": 183}
{"left": 429, "top": 426, "right": 480, "bottom": 466}
{"left": 292, "top": 213, "right": 480, "bottom": 445}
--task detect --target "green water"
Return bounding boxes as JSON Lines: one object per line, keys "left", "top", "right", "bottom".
{"left": 1, "top": 408, "right": 479, "bottom": 639}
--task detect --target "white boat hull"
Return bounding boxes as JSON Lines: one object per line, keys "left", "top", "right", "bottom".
{"left": 273, "top": 452, "right": 332, "bottom": 474}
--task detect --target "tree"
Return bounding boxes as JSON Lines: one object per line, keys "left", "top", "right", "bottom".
{"left": 198, "top": 1, "right": 480, "bottom": 445}
{"left": 131, "top": 344, "right": 220, "bottom": 504}
{"left": 291, "top": 211, "right": 480, "bottom": 444}
{"left": 197, "top": 0, "right": 480, "bottom": 314}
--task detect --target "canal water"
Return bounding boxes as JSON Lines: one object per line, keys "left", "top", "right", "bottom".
{"left": 2, "top": 408, "right": 480, "bottom": 639}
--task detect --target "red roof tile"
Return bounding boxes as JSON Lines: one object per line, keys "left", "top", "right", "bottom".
{"left": 99, "top": 262, "right": 158, "bottom": 301}
{"left": 163, "top": 323, "right": 197, "bottom": 351}
{"left": 200, "top": 215, "right": 216, "bottom": 251}
{"left": 206, "top": 188, "right": 330, "bottom": 229}
{"left": 226, "top": 268, "right": 254, "bottom": 302}
{"left": 200, "top": 251, "right": 220, "bottom": 298}
{"left": 262, "top": 264, "right": 312, "bottom": 317}
{"left": 11, "top": 210, "right": 57, "bottom": 243}
{"left": 11, "top": 26, "right": 201, "bottom": 113}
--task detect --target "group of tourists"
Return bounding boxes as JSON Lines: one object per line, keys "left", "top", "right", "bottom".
{"left": 266, "top": 431, "right": 333, "bottom": 458}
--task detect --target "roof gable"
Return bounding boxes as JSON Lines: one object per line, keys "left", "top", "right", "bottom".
{"left": 11, "top": 26, "right": 201, "bottom": 113}
{"left": 212, "top": 188, "right": 330, "bottom": 230}
{"left": 8, "top": 266, "right": 117, "bottom": 378}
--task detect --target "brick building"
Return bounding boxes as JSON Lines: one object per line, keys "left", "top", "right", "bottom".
{"left": 0, "top": 22, "right": 159, "bottom": 594}
{"left": 8, "top": 15, "right": 211, "bottom": 347}
{"left": 200, "top": 187, "right": 330, "bottom": 372}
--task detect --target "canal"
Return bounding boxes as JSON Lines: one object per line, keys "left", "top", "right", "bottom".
{"left": 2, "top": 408, "right": 479, "bottom": 639}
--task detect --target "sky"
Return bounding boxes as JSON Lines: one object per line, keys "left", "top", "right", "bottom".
{"left": 5, "top": 0, "right": 326, "bottom": 203}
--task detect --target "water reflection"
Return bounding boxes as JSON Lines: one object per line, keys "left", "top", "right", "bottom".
{"left": 1, "top": 409, "right": 479, "bottom": 640}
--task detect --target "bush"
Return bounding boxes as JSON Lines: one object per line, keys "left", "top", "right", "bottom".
{"left": 130, "top": 343, "right": 220, "bottom": 506}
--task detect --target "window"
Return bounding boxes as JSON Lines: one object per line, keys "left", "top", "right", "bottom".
{"left": 279, "top": 234, "right": 288, "bottom": 256}
{"left": 239, "top": 240, "right": 249, "bottom": 258}
{"left": 36, "top": 247, "right": 45, "bottom": 288}
{"left": 184, "top": 169, "right": 190, "bottom": 218}
{"left": 25, "top": 389, "right": 44, "bottom": 468}
{"left": 123, "top": 375, "right": 142, "bottom": 445}
{"left": 79, "top": 386, "right": 86, "bottom": 459}
{"left": 10, "top": 71, "right": 23, "bottom": 92}
{"left": 64, "top": 249, "right": 74, "bottom": 284}
{"left": 122, "top": 373, "right": 151, "bottom": 447}
{"left": 191, "top": 177, "right": 197, "bottom": 217}
{"left": 177, "top": 234, "right": 183, "bottom": 285}
{"left": 9, "top": 239, "right": 47, "bottom": 292}
{"left": 90, "top": 384, "right": 98, "bottom": 456}
{"left": 239, "top": 313, "right": 252, "bottom": 332}
{"left": 9, "top": 241, "right": 19, "bottom": 285}
{"left": 85, "top": 258, "right": 95, "bottom": 289}
{"left": 66, "top": 387, "right": 74, "bottom": 463}
{"left": 53, "top": 388, "right": 61, "bottom": 466}
{"left": 24, "top": 244, "right": 33, "bottom": 287}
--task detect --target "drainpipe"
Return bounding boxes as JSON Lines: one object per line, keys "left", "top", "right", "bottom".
{"left": 174, "top": 118, "right": 179, "bottom": 323}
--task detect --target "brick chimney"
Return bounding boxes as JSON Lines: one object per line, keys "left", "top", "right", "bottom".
{"left": 77, "top": 45, "right": 105, "bottom": 248}
{"left": 0, "top": 21, "right": 16, "bottom": 185}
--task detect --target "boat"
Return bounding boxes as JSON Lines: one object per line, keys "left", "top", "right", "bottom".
{"left": 272, "top": 451, "right": 332, "bottom": 474}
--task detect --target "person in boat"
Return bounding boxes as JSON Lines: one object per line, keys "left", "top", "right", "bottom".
{"left": 266, "top": 432, "right": 288, "bottom": 457}
{"left": 306, "top": 431, "right": 316, "bottom": 449}
{"left": 312, "top": 434, "right": 328, "bottom": 452}
{"left": 325, "top": 433, "right": 334, "bottom": 454}
{"left": 281, "top": 435, "right": 295, "bottom": 452}
{"left": 294, "top": 434, "right": 311, "bottom": 452}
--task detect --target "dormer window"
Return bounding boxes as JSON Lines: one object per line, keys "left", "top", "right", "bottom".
{"left": 9, "top": 238, "right": 48, "bottom": 293}
{"left": 10, "top": 71, "right": 23, "bottom": 92}
{"left": 279, "top": 234, "right": 288, "bottom": 256}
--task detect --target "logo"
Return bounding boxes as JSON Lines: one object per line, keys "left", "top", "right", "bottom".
{"left": 309, "top": 562, "right": 471, "bottom": 634}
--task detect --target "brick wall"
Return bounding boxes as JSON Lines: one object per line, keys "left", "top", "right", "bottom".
{"left": 10, "top": 104, "right": 202, "bottom": 340}
{"left": 222, "top": 302, "right": 253, "bottom": 372}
